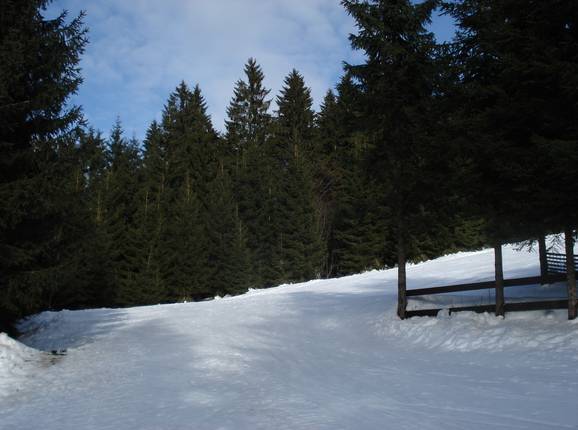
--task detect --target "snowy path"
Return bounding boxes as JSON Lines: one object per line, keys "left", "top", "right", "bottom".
{"left": 1, "top": 245, "right": 578, "bottom": 429}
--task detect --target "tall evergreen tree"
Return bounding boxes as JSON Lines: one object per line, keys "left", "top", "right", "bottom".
{"left": 225, "top": 59, "right": 273, "bottom": 286}
{"left": 205, "top": 168, "right": 252, "bottom": 296}
{"left": 343, "top": 0, "right": 455, "bottom": 318}
{"left": 316, "top": 75, "right": 391, "bottom": 276}
{"left": 275, "top": 70, "right": 315, "bottom": 163}
{"left": 446, "top": 0, "right": 578, "bottom": 317}
{"left": 102, "top": 120, "right": 141, "bottom": 306}
{"left": 446, "top": 0, "right": 578, "bottom": 238}
{"left": 225, "top": 58, "right": 271, "bottom": 158}
{"left": 0, "top": 0, "right": 87, "bottom": 329}
{"left": 128, "top": 121, "right": 167, "bottom": 304}
{"left": 271, "top": 70, "right": 324, "bottom": 282}
{"left": 160, "top": 82, "right": 217, "bottom": 300}
{"left": 62, "top": 128, "right": 113, "bottom": 309}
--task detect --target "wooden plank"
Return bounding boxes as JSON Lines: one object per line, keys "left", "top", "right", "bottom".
{"left": 505, "top": 300, "right": 568, "bottom": 312}
{"left": 407, "top": 274, "right": 566, "bottom": 297}
{"left": 405, "top": 300, "right": 569, "bottom": 318}
{"left": 547, "top": 259, "right": 571, "bottom": 266}
{"left": 547, "top": 255, "right": 567, "bottom": 261}
{"left": 547, "top": 252, "right": 578, "bottom": 259}
{"left": 548, "top": 262, "right": 567, "bottom": 267}
{"left": 548, "top": 261, "right": 567, "bottom": 267}
{"left": 404, "top": 308, "right": 441, "bottom": 317}
{"left": 546, "top": 252, "right": 578, "bottom": 277}
{"left": 406, "top": 280, "right": 496, "bottom": 296}
{"left": 406, "top": 276, "right": 543, "bottom": 297}
{"left": 451, "top": 304, "right": 495, "bottom": 314}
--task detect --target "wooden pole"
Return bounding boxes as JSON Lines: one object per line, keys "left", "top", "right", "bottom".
{"left": 494, "top": 242, "right": 505, "bottom": 317}
{"left": 564, "top": 227, "right": 577, "bottom": 320}
{"left": 538, "top": 234, "right": 548, "bottom": 284}
{"left": 397, "top": 223, "right": 407, "bottom": 320}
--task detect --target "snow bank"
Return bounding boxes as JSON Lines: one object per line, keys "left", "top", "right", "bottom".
{"left": 0, "top": 332, "right": 43, "bottom": 398}
{"left": 378, "top": 309, "right": 578, "bottom": 353}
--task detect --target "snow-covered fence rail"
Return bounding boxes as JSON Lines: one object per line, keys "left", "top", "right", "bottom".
{"left": 546, "top": 252, "right": 578, "bottom": 275}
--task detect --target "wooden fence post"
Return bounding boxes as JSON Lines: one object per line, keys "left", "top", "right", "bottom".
{"left": 495, "top": 242, "right": 505, "bottom": 317}
{"left": 397, "top": 225, "right": 407, "bottom": 319}
{"left": 538, "top": 234, "right": 548, "bottom": 284}
{"left": 564, "top": 227, "right": 577, "bottom": 320}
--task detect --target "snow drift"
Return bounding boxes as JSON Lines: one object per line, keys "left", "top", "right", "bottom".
{"left": 0, "top": 333, "right": 44, "bottom": 399}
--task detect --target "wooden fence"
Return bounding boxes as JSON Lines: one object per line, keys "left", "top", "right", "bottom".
{"left": 546, "top": 252, "right": 578, "bottom": 275}
{"left": 404, "top": 273, "right": 568, "bottom": 319}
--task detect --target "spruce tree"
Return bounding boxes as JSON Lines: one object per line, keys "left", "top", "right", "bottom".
{"left": 225, "top": 58, "right": 271, "bottom": 159}
{"left": 0, "top": 0, "right": 87, "bottom": 328}
{"left": 56, "top": 128, "right": 113, "bottom": 309}
{"left": 205, "top": 168, "right": 252, "bottom": 296}
{"left": 343, "top": 0, "right": 455, "bottom": 317}
{"left": 446, "top": 0, "right": 578, "bottom": 239}
{"left": 225, "top": 59, "right": 273, "bottom": 287}
{"left": 316, "top": 75, "right": 391, "bottom": 276}
{"left": 160, "top": 82, "right": 217, "bottom": 300}
{"left": 102, "top": 120, "right": 141, "bottom": 306}
{"left": 447, "top": 0, "right": 578, "bottom": 317}
{"left": 271, "top": 70, "right": 325, "bottom": 282}
{"left": 129, "top": 121, "right": 168, "bottom": 304}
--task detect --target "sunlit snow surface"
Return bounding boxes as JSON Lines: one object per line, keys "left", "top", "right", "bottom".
{"left": 2, "top": 244, "right": 578, "bottom": 430}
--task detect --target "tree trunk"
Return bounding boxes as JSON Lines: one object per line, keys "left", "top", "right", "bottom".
{"left": 564, "top": 227, "right": 576, "bottom": 320}
{"left": 494, "top": 242, "right": 505, "bottom": 317}
{"left": 397, "top": 221, "right": 407, "bottom": 320}
{"left": 538, "top": 234, "right": 548, "bottom": 284}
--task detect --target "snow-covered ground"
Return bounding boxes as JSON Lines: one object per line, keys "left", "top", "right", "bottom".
{"left": 1, "top": 244, "right": 578, "bottom": 430}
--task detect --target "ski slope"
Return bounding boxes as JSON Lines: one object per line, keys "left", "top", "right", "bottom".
{"left": 1, "top": 244, "right": 578, "bottom": 430}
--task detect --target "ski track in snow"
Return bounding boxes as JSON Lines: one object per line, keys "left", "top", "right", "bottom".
{"left": 1, "top": 244, "right": 578, "bottom": 429}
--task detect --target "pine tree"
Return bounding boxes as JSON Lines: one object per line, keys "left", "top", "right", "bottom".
{"left": 57, "top": 128, "right": 114, "bottom": 309}
{"left": 160, "top": 82, "right": 217, "bottom": 300}
{"left": 343, "top": 0, "right": 455, "bottom": 317}
{"left": 103, "top": 120, "right": 141, "bottom": 306}
{"left": 316, "top": 75, "right": 391, "bottom": 276}
{"left": 275, "top": 70, "right": 315, "bottom": 163}
{"left": 447, "top": 0, "right": 578, "bottom": 317}
{"left": 161, "top": 185, "right": 210, "bottom": 301}
{"left": 0, "top": 0, "right": 87, "bottom": 329}
{"left": 446, "top": 0, "right": 578, "bottom": 239}
{"left": 225, "top": 58, "right": 271, "bottom": 159}
{"left": 205, "top": 168, "right": 252, "bottom": 296}
{"left": 224, "top": 59, "right": 273, "bottom": 287}
{"left": 271, "top": 70, "right": 325, "bottom": 282}
{"left": 129, "top": 121, "right": 167, "bottom": 304}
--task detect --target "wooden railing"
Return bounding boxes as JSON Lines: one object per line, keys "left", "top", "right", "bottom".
{"left": 404, "top": 273, "right": 567, "bottom": 319}
{"left": 546, "top": 252, "right": 578, "bottom": 275}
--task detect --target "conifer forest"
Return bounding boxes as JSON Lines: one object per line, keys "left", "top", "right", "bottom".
{"left": 1, "top": 0, "right": 577, "bottom": 332}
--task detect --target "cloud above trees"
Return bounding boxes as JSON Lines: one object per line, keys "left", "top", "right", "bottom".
{"left": 49, "top": 0, "right": 362, "bottom": 138}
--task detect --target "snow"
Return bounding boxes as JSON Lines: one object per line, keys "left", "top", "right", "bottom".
{"left": 1, "top": 244, "right": 578, "bottom": 429}
{"left": 0, "top": 333, "right": 45, "bottom": 400}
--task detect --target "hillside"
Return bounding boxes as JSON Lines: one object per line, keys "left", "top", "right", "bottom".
{"left": 1, "top": 244, "right": 577, "bottom": 430}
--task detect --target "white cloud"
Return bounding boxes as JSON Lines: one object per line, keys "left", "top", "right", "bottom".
{"left": 50, "top": 0, "right": 360, "bottom": 139}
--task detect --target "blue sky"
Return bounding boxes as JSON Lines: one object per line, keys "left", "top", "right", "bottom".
{"left": 47, "top": 1, "right": 455, "bottom": 140}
